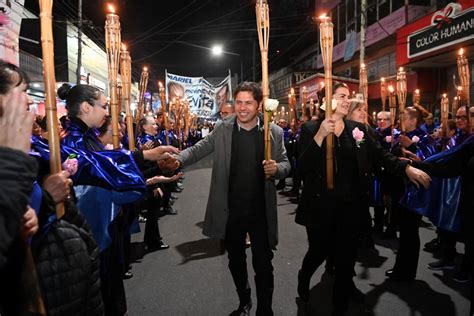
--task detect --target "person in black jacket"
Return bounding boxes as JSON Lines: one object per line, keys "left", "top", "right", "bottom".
{"left": 0, "top": 60, "right": 104, "bottom": 316}
{"left": 295, "top": 82, "right": 431, "bottom": 316}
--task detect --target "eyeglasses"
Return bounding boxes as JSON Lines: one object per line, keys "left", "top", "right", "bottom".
{"left": 377, "top": 118, "right": 389, "bottom": 121}
{"left": 455, "top": 115, "right": 467, "bottom": 120}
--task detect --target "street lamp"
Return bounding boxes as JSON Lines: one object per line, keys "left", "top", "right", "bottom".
{"left": 211, "top": 44, "right": 244, "bottom": 83}
{"left": 211, "top": 45, "right": 223, "bottom": 56}
{"left": 176, "top": 41, "right": 244, "bottom": 83}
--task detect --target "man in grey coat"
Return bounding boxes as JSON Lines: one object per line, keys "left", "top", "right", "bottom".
{"left": 178, "top": 82, "right": 290, "bottom": 316}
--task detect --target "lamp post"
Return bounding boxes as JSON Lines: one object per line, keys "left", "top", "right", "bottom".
{"left": 212, "top": 44, "right": 244, "bottom": 83}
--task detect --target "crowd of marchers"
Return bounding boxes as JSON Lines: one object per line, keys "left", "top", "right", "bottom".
{"left": 0, "top": 59, "right": 473, "bottom": 316}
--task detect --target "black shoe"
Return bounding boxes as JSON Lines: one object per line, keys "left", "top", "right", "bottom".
{"left": 325, "top": 263, "right": 335, "bottom": 275}
{"left": 281, "top": 190, "right": 297, "bottom": 197}
{"left": 380, "top": 229, "right": 397, "bottom": 240}
{"left": 146, "top": 241, "right": 170, "bottom": 253}
{"left": 162, "top": 206, "right": 177, "bottom": 215}
{"left": 385, "top": 269, "right": 414, "bottom": 281}
{"left": 453, "top": 270, "right": 471, "bottom": 283}
{"left": 349, "top": 285, "right": 365, "bottom": 303}
{"left": 427, "top": 259, "right": 455, "bottom": 271}
{"left": 424, "top": 238, "right": 441, "bottom": 253}
{"left": 172, "top": 187, "right": 183, "bottom": 193}
{"left": 297, "top": 270, "right": 310, "bottom": 303}
{"left": 229, "top": 300, "right": 252, "bottom": 316}
{"left": 276, "top": 181, "right": 286, "bottom": 190}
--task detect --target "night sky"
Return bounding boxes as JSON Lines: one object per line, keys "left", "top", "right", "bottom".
{"left": 25, "top": 0, "right": 316, "bottom": 87}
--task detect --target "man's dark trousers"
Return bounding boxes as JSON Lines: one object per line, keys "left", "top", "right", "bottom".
{"left": 225, "top": 209, "right": 274, "bottom": 316}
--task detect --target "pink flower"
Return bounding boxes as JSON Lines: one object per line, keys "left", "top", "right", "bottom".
{"left": 352, "top": 127, "right": 365, "bottom": 147}
{"left": 62, "top": 158, "right": 78, "bottom": 176}
{"left": 412, "top": 135, "right": 420, "bottom": 143}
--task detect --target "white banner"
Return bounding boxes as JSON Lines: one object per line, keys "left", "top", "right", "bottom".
{"left": 0, "top": 0, "right": 25, "bottom": 65}
{"left": 165, "top": 71, "right": 231, "bottom": 118}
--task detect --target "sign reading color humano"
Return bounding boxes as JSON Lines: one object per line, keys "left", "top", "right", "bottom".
{"left": 408, "top": 3, "right": 474, "bottom": 58}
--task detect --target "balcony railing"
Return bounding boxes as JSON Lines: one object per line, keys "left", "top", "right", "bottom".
{"left": 19, "top": 50, "right": 43, "bottom": 82}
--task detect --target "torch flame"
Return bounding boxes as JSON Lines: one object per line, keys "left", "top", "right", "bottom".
{"left": 415, "top": 89, "right": 419, "bottom": 94}
{"left": 388, "top": 85, "right": 394, "bottom": 93}
{"left": 319, "top": 13, "right": 328, "bottom": 21}
{"left": 381, "top": 77, "right": 385, "bottom": 82}
{"left": 107, "top": 3, "right": 115, "bottom": 14}
{"left": 458, "top": 86, "right": 462, "bottom": 91}
{"left": 361, "top": 63, "right": 366, "bottom": 68}
{"left": 158, "top": 81, "right": 163, "bottom": 88}
{"left": 121, "top": 43, "right": 127, "bottom": 51}
{"left": 398, "top": 67, "right": 404, "bottom": 72}
{"left": 459, "top": 48, "right": 464, "bottom": 56}
{"left": 443, "top": 93, "right": 447, "bottom": 98}
{"left": 143, "top": 67, "right": 148, "bottom": 72}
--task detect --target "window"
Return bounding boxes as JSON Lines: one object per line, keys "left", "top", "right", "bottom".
{"left": 367, "top": 0, "right": 377, "bottom": 26}
{"left": 331, "top": 8, "right": 339, "bottom": 44}
{"left": 389, "top": 52, "right": 396, "bottom": 76}
{"left": 378, "top": 0, "right": 390, "bottom": 19}
{"left": 347, "top": 0, "right": 355, "bottom": 22}
{"left": 354, "top": 0, "right": 360, "bottom": 30}
{"left": 339, "top": 2, "right": 347, "bottom": 43}
{"left": 392, "top": 0, "right": 405, "bottom": 11}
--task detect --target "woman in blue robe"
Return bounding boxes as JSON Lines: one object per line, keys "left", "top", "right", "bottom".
{"left": 57, "top": 83, "right": 145, "bottom": 316}
{"left": 385, "top": 105, "right": 436, "bottom": 281}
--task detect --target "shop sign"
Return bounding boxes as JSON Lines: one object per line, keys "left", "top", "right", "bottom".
{"left": 408, "top": 3, "right": 474, "bottom": 58}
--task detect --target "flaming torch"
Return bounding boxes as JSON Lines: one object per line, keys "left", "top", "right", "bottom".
{"left": 396, "top": 67, "right": 407, "bottom": 132}
{"left": 319, "top": 14, "right": 334, "bottom": 189}
{"left": 441, "top": 93, "right": 449, "bottom": 138}
{"left": 256, "top": 0, "right": 271, "bottom": 160}
{"left": 457, "top": 48, "right": 470, "bottom": 107}
{"left": 302, "top": 86, "right": 308, "bottom": 117}
{"left": 359, "top": 63, "right": 368, "bottom": 108}
{"left": 309, "top": 98, "right": 314, "bottom": 118}
{"left": 158, "top": 81, "right": 170, "bottom": 145}
{"left": 380, "top": 77, "right": 387, "bottom": 111}
{"left": 388, "top": 85, "right": 396, "bottom": 145}
{"left": 452, "top": 96, "right": 459, "bottom": 116}
{"left": 105, "top": 3, "right": 121, "bottom": 149}
{"left": 134, "top": 67, "right": 149, "bottom": 137}
{"left": 120, "top": 44, "right": 135, "bottom": 150}
{"left": 457, "top": 48, "right": 472, "bottom": 132}
{"left": 413, "top": 89, "right": 420, "bottom": 106}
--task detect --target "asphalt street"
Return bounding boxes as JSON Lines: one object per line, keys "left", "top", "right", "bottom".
{"left": 125, "top": 155, "right": 470, "bottom": 315}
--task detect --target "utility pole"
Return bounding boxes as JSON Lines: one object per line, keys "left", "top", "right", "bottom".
{"left": 360, "top": 0, "right": 367, "bottom": 66}
{"left": 76, "top": 0, "right": 83, "bottom": 84}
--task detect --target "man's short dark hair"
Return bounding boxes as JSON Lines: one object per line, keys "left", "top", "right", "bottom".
{"left": 233, "top": 82, "right": 263, "bottom": 104}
